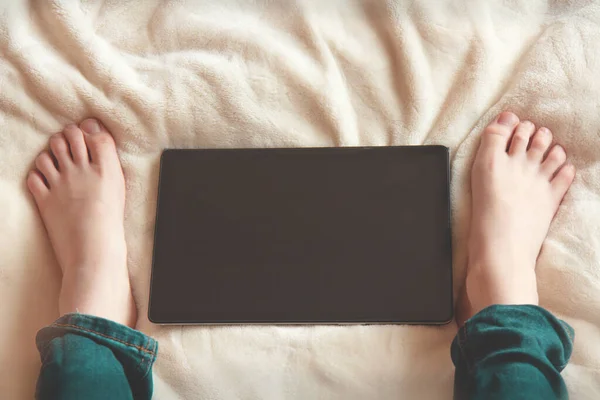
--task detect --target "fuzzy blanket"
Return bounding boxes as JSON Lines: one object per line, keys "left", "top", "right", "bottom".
{"left": 1, "top": 1, "right": 599, "bottom": 399}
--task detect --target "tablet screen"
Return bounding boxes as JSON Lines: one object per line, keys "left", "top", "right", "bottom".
{"left": 149, "top": 146, "right": 452, "bottom": 324}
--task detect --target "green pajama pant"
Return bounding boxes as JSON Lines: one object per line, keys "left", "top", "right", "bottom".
{"left": 35, "top": 305, "right": 573, "bottom": 400}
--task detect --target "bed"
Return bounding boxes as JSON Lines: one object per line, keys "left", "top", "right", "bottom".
{"left": 1, "top": 1, "right": 599, "bottom": 399}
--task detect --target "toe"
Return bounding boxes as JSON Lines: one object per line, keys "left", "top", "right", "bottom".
{"left": 479, "top": 112, "right": 520, "bottom": 154}
{"left": 35, "top": 151, "right": 59, "bottom": 184}
{"left": 541, "top": 144, "right": 567, "bottom": 178}
{"left": 80, "top": 118, "right": 118, "bottom": 165}
{"left": 50, "top": 133, "right": 73, "bottom": 169}
{"left": 528, "top": 127, "right": 553, "bottom": 163}
{"left": 63, "top": 124, "right": 89, "bottom": 165}
{"left": 27, "top": 170, "right": 49, "bottom": 202}
{"left": 551, "top": 164, "right": 576, "bottom": 204}
{"left": 508, "top": 121, "right": 535, "bottom": 156}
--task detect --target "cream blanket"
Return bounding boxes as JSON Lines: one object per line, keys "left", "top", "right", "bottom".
{"left": 1, "top": 0, "right": 599, "bottom": 399}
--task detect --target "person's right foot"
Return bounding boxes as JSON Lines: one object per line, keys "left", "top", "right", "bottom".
{"left": 459, "top": 112, "right": 576, "bottom": 325}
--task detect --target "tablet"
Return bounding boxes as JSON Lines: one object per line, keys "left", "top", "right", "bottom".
{"left": 149, "top": 146, "right": 452, "bottom": 324}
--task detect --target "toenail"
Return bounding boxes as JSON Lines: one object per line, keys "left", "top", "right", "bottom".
{"left": 498, "top": 112, "right": 518, "bottom": 126}
{"left": 81, "top": 119, "right": 101, "bottom": 134}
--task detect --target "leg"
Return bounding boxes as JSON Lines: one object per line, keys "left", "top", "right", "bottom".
{"left": 452, "top": 304, "right": 573, "bottom": 400}
{"left": 29, "top": 119, "right": 157, "bottom": 400}
{"left": 36, "top": 314, "right": 157, "bottom": 400}
{"left": 454, "top": 112, "right": 576, "bottom": 399}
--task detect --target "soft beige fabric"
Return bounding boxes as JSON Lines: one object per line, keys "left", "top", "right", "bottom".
{"left": 1, "top": 0, "right": 599, "bottom": 399}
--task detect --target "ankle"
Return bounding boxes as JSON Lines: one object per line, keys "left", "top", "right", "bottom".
{"left": 466, "top": 265, "right": 539, "bottom": 315}
{"left": 58, "top": 266, "right": 136, "bottom": 327}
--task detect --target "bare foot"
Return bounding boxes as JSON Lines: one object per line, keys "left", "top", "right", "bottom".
{"left": 458, "top": 112, "right": 576, "bottom": 325}
{"left": 27, "top": 119, "right": 136, "bottom": 328}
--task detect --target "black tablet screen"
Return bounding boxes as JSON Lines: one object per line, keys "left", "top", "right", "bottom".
{"left": 149, "top": 146, "right": 452, "bottom": 324}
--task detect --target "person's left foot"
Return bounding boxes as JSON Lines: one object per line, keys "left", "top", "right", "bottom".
{"left": 27, "top": 119, "right": 136, "bottom": 327}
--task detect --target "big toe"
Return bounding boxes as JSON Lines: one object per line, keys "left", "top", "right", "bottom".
{"left": 80, "top": 118, "right": 119, "bottom": 166}
{"left": 479, "top": 112, "right": 520, "bottom": 155}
